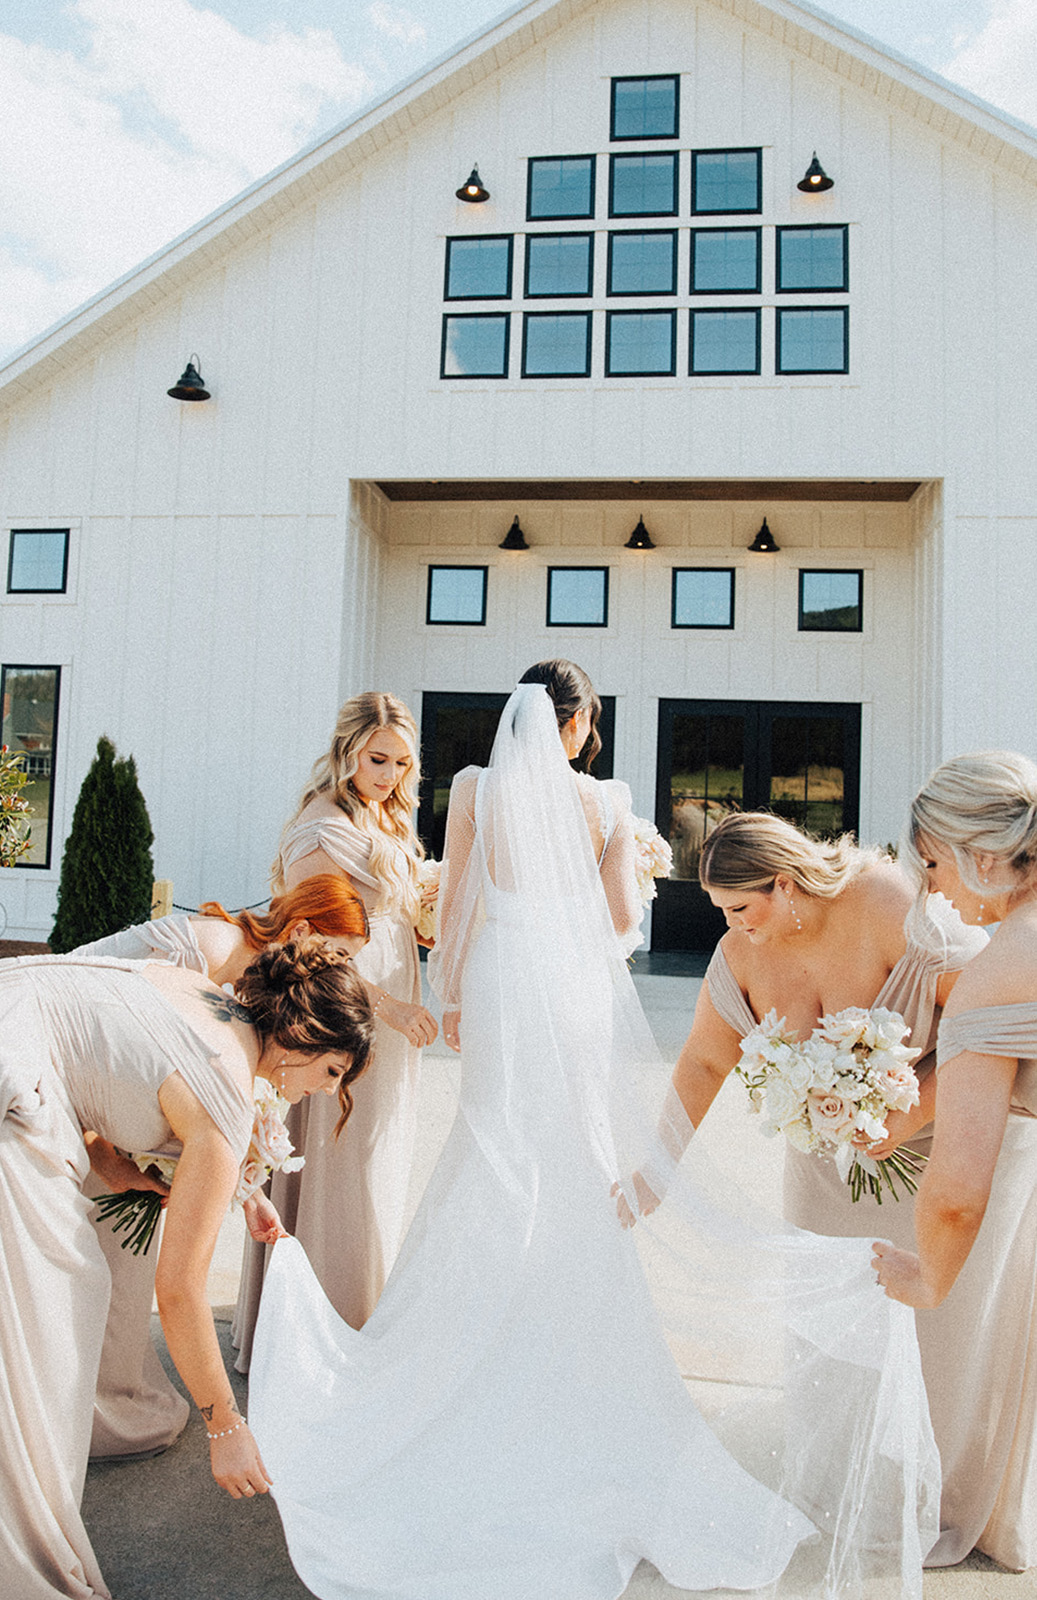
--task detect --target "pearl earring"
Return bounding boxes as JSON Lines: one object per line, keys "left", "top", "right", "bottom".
{"left": 785, "top": 888, "right": 802, "bottom": 932}
{"left": 977, "top": 868, "right": 990, "bottom": 925}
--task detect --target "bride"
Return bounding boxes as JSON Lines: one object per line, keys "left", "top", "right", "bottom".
{"left": 251, "top": 663, "right": 939, "bottom": 1600}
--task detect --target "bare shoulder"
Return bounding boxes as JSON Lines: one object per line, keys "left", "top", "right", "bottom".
{"left": 840, "top": 860, "right": 913, "bottom": 949}
{"left": 714, "top": 927, "right": 752, "bottom": 986}
{"left": 946, "top": 906, "right": 1037, "bottom": 1014}
{"left": 190, "top": 916, "right": 242, "bottom": 974}
{"left": 298, "top": 792, "right": 343, "bottom": 823}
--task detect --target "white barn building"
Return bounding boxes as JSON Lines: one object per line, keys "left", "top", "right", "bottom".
{"left": 2, "top": 0, "right": 1036, "bottom": 948}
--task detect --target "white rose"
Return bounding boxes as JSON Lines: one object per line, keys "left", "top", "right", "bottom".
{"left": 806, "top": 1090, "right": 857, "bottom": 1141}
{"left": 763, "top": 1076, "right": 807, "bottom": 1128}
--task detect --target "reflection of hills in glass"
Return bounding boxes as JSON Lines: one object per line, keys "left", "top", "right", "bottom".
{"left": 801, "top": 603, "right": 859, "bottom": 631}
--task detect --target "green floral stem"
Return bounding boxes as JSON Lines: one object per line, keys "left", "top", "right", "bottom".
{"left": 93, "top": 1189, "right": 165, "bottom": 1254}
{"left": 846, "top": 1147, "right": 927, "bottom": 1204}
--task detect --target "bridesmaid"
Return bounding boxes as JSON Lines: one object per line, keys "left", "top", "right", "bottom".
{"left": 77, "top": 876, "right": 370, "bottom": 1459}
{"left": 874, "top": 751, "right": 1037, "bottom": 1571}
{"left": 234, "top": 692, "right": 437, "bottom": 1356}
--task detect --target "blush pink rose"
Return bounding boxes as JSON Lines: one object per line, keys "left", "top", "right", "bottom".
{"left": 806, "top": 1089, "right": 857, "bottom": 1141}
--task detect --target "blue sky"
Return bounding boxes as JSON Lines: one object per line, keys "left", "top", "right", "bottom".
{"left": 1, "top": 0, "right": 1034, "bottom": 364}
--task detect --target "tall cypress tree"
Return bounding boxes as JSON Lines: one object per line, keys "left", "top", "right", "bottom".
{"left": 50, "top": 735, "right": 155, "bottom": 951}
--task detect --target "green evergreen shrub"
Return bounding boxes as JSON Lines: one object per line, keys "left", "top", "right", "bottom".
{"left": 50, "top": 735, "right": 155, "bottom": 951}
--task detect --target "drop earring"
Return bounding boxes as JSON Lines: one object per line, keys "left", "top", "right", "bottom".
{"left": 785, "top": 887, "right": 802, "bottom": 932}
{"left": 977, "top": 868, "right": 990, "bottom": 926}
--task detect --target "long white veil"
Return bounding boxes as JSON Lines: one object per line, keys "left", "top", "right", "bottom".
{"left": 429, "top": 683, "right": 938, "bottom": 1599}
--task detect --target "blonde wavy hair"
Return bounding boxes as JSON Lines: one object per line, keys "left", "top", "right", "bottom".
{"left": 903, "top": 750, "right": 1037, "bottom": 898}
{"left": 274, "top": 693, "right": 423, "bottom": 918}
{"left": 699, "top": 811, "right": 882, "bottom": 900}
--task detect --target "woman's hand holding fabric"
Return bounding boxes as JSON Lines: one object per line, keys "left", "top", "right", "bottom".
{"left": 378, "top": 995, "right": 438, "bottom": 1048}
{"left": 612, "top": 1170, "right": 662, "bottom": 1229}
{"left": 871, "top": 1240, "right": 941, "bottom": 1308}
{"left": 442, "top": 1009, "right": 461, "bottom": 1053}
{"left": 243, "top": 1190, "right": 287, "bottom": 1244}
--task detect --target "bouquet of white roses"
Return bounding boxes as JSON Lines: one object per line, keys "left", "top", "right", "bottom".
{"left": 735, "top": 1005, "right": 925, "bottom": 1202}
{"left": 415, "top": 858, "right": 441, "bottom": 942}
{"left": 631, "top": 816, "right": 673, "bottom": 906}
{"left": 93, "top": 1076, "right": 305, "bottom": 1253}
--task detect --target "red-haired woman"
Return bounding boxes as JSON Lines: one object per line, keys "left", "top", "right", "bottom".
{"left": 75, "top": 875, "right": 369, "bottom": 1459}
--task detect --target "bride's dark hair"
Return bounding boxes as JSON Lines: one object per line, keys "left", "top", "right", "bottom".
{"left": 235, "top": 937, "right": 374, "bottom": 1133}
{"left": 518, "top": 659, "right": 602, "bottom": 769}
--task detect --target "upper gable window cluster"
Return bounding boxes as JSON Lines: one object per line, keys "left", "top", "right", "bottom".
{"left": 441, "top": 74, "right": 850, "bottom": 383}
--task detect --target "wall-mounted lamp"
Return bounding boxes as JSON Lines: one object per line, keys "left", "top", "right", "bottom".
{"left": 456, "top": 165, "right": 490, "bottom": 203}
{"left": 624, "top": 515, "right": 655, "bottom": 550}
{"left": 499, "top": 515, "right": 529, "bottom": 550}
{"left": 797, "top": 152, "right": 834, "bottom": 193}
{"left": 167, "top": 355, "right": 210, "bottom": 401}
{"left": 748, "top": 517, "right": 780, "bottom": 553}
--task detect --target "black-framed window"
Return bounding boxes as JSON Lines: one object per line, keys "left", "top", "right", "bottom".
{"left": 607, "top": 230, "right": 677, "bottom": 296}
{"left": 691, "top": 148, "right": 761, "bottom": 214}
{"left": 777, "top": 307, "right": 848, "bottom": 373}
{"left": 798, "top": 569, "right": 863, "bottom": 632}
{"left": 690, "top": 228, "right": 761, "bottom": 293}
{"left": 441, "top": 314, "right": 510, "bottom": 378}
{"left": 690, "top": 308, "right": 760, "bottom": 375}
{"left": 521, "top": 313, "right": 593, "bottom": 377}
{"left": 527, "top": 156, "right": 596, "bottom": 220}
{"left": 524, "top": 233, "right": 594, "bottom": 297}
{"left": 609, "top": 153, "right": 678, "bottom": 217}
{"left": 546, "top": 566, "right": 609, "bottom": 626}
{"left": 776, "top": 225, "right": 848, "bottom": 292}
{"left": 610, "top": 75, "right": 679, "bottom": 140}
{"left": 426, "top": 566, "right": 488, "bottom": 625}
{"left": 0, "top": 663, "right": 60, "bottom": 868}
{"left": 672, "top": 568, "right": 736, "bottom": 628}
{"left": 606, "top": 310, "right": 676, "bottom": 376}
{"left": 444, "top": 235, "right": 513, "bottom": 300}
{"left": 6, "top": 530, "right": 70, "bottom": 594}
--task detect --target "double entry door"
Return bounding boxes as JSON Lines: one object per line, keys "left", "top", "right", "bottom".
{"left": 652, "top": 699, "right": 861, "bottom": 951}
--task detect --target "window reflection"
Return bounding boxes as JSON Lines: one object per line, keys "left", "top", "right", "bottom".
{"left": 426, "top": 566, "right": 488, "bottom": 625}
{"left": 546, "top": 567, "right": 609, "bottom": 626}
{"left": 7, "top": 531, "right": 70, "bottom": 594}
{"left": 441, "top": 315, "right": 510, "bottom": 378}
{"left": 0, "top": 664, "right": 60, "bottom": 867}
{"left": 798, "top": 570, "right": 863, "bottom": 632}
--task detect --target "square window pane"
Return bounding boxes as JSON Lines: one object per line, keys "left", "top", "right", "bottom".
{"left": 441, "top": 315, "right": 509, "bottom": 378}
{"left": 0, "top": 664, "right": 60, "bottom": 867}
{"left": 777, "top": 227, "right": 847, "bottom": 291}
{"left": 690, "top": 310, "right": 759, "bottom": 374}
{"left": 527, "top": 156, "right": 595, "bottom": 220}
{"left": 692, "top": 149, "right": 760, "bottom": 213}
{"left": 690, "top": 229, "right": 760, "bottom": 292}
{"left": 445, "top": 236, "right": 512, "bottom": 299}
{"left": 607, "top": 231, "right": 676, "bottom": 295}
{"left": 547, "top": 567, "right": 608, "bottom": 626}
{"left": 798, "top": 570, "right": 862, "bottom": 631}
{"left": 611, "top": 76, "right": 679, "bottom": 140}
{"left": 427, "top": 566, "right": 488, "bottom": 624}
{"left": 7, "top": 530, "right": 69, "bottom": 593}
{"left": 522, "top": 313, "right": 592, "bottom": 377}
{"left": 777, "top": 308, "right": 848, "bottom": 373}
{"left": 609, "top": 154, "right": 678, "bottom": 217}
{"left": 606, "top": 310, "right": 675, "bottom": 375}
{"left": 672, "top": 569, "right": 735, "bottom": 628}
{"left": 525, "top": 234, "right": 593, "bottom": 297}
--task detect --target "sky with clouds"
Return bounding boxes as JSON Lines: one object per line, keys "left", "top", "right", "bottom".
{"left": 1, "top": 0, "right": 1035, "bottom": 365}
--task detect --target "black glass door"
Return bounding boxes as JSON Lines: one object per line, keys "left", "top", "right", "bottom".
{"left": 652, "top": 699, "right": 860, "bottom": 951}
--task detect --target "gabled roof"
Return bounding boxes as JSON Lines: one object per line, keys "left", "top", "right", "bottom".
{"left": 2, "top": 0, "right": 1036, "bottom": 408}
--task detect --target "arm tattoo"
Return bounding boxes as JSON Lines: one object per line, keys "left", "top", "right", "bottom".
{"left": 200, "top": 1403, "right": 215, "bottom": 1423}
{"left": 199, "top": 989, "right": 255, "bottom": 1025}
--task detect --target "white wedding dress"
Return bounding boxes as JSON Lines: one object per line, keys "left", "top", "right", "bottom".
{"left": 251, "top": 685, "right": 938, "bottom": 1600}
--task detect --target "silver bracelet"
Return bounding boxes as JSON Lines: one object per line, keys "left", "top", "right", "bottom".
{"left": 207, "top": 1416, "right": 247, "bottom": 1440}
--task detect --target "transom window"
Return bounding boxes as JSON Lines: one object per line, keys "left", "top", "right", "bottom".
{"left": 527, "top": 156, "right": 596, "bottom": 220}
{"left": 444, "top": 236, "right": 513, "bottom": 299}
{"left": 609, "top": 153, "right": 678, "bottom": 218}
{"left": 426, "top": 566, "right": 488, "bottom": 625}
{"left": 607, "top": 231, "right": 677, "bottom": 296}
{"left": 606, "top": 310, "right": 676, "bottom": 376}
{"left": 798, "top": 570, "right": 863, "bottom": 632}
{"left": 522, "top": 313, "right": 593, "bottom": 378}
{"left": 691, "top": 149, "right": 761, "bottom": 214}
{"left": 672, "top": 569, "right": 736, "bottom": 629}
{"left": 547, "top": 567, "right": 609, "bottom": 627}
{"left": 524, "top": 233, "right": 594, "bottom": 298}
{"left": 0, "top": 663, "right": 61, "bottom": 867}
{"left": 690, "top": 228, "right": 761, "bottom": 294}
{"left": 610, "top": 75, "right": 679, "bottom": 141}
{"left": 441, "top": 314, "right": 510, "bottom": 378}
{"left": 690, "top": 309, "right": 760, "bottom": 374}
{"left": 7, "top": 530, "right": 70, "bottom": 594}
{"left": 777, "top": 308, "right": 848, "bottom": 374}
{"left": 776, "top": 225, "right": 848, "bottom": 292}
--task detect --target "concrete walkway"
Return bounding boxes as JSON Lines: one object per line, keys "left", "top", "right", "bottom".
{"left": 82, "top": 967, "right": 1034, "bottom": 1599}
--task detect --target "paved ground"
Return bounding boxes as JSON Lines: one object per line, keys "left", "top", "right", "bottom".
{"left": 0, "top": 940, "right": 1020, "bottom": 1598}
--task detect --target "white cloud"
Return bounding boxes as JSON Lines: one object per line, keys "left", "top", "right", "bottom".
{"left": 0, "top": 0, "right": 374, "bottom": 361}
{"left": 940, "top": 0, "right": 1037, "bottom": 127}
{"left": 368, "top": 3, "right": 428, "bottom": 50}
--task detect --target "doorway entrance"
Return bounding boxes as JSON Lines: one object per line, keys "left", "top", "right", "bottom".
{"left": 652, "top": 699, "right": 861, "bottom": 951}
